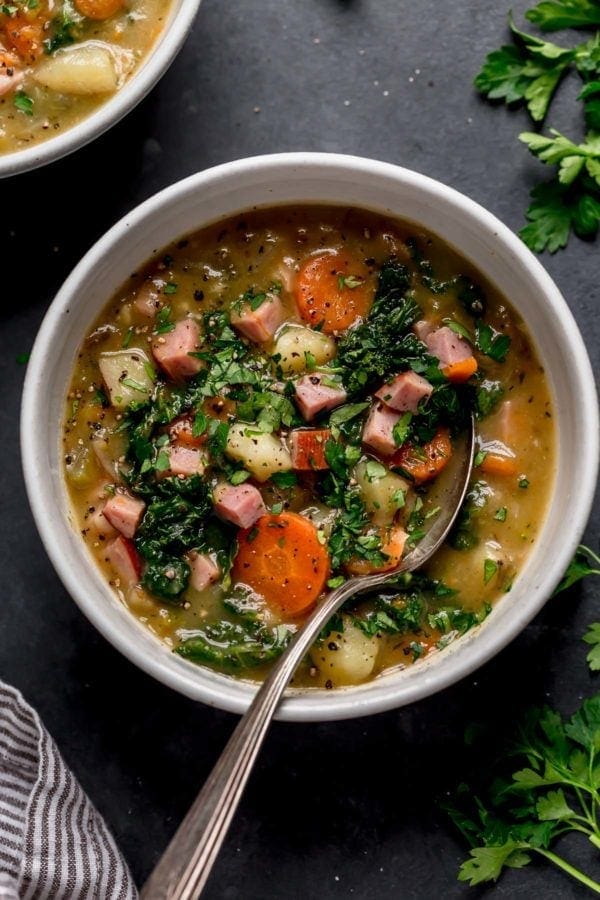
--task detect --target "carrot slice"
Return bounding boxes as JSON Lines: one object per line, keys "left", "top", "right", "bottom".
{"left": 442, "top": 356, "right": 478, "bottom": 383}
{"left": 74, "top": 0, "right": 124, "bottom": 18}
{"left": 295, "top": 251, "right": 374, "bottom": 333}
{"left": 232, "top": 513, "right": 330, "bottom": 616}
{"left": 345, "top": 525, "right": 407, "bottom": 576}
{"left": 290, "top": 429, "right": 331, "bottom": 470}
{"left": 3, "top": 14, "right": 45, "bottom": 62}
{"left": 480, "top": 453, "right": 518, "bottom": 477}
{"left": 391, "top": 427, "right": 452, "bottom": 485}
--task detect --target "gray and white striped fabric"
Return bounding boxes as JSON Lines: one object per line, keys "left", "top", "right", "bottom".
{"left": 0, "top": 682, "right": 137, "bottom": 899}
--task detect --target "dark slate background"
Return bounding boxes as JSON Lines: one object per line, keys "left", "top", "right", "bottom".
{"left": 1, "top": 1, "right": 599, "bottom": 897}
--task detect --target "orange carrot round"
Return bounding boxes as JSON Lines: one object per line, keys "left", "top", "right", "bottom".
{"left": 295, "top": 251, "right": 374, "bottom": 333}
{"left": 232, "top": 512, "right": 330, "bottom": 616}
{"left": 442, "top": 355, "right": 478, "bottom": 383}
{"left": 391, "top": 427, "right": 452, "bottom": 484}
{"left": 74, "top": 0, "right": 124, "bottom": 19}
{"left": 3, "top": 14, "right": 45, "bottom": 62}
{"left": 480, "top": 452, "right": 518, "bottom": 477}
{"left": 345, "top": 525, "right": 407, "bottom": 576}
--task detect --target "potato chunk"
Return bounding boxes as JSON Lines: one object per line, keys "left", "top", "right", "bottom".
{"left": 313, "top": 617, "right": 380, "bottom": 684}
{"left": 99, "top": 349, "right": 155, "bottom": 410}
{"left": 354, "top": 459, "right": 410, "bottom": 526}
{"left": 272, "top": 325, "right": 336, "bottom": 375}
{"left": 34, "top": 45, "right": 118, "bottom": 95}
{"left": 225, "top": 422, "right": 292, "bottom": 482}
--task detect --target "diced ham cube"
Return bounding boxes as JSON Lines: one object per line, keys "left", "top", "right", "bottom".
{"left": 230, "top": 295, "right": 285, "bottom": 343}
{"left": 134, "top": 278, "right": 165, "bottom": 318}
{"left": 426, "top": 326, "right": 472, "bottom": 366}
{"left": 295, "top": 374, "right": 347, "bottom": 421}
{"left": 152, "top": 319, "right": 203, "bottom": 380}
{"left": 362, "top": 402, "right": 401, "bottom": 457}
{"left": 213, "top": 483, "right": 266, "bottom": 529}
{"left": 160, "top": 445, "right": 206, "bottom": 479}
{"left": 105, "top": 536, "right": 142, "bottom": 586}
{"left": 375, "top": 371, "right": 433, "bottom": 413}
{"left": 290, "top": 429, "right": 331, "bottom": 470}
{"left": 102, "top": 492, "right": 145, "bottom": 539}
{"left": 187, "top": 551, "right": 220, "bottom": 592}
{"left": 413, "top": 320, "right": 435, "bottom": 342}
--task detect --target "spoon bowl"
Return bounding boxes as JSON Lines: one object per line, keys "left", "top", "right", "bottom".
{"left": 141, "top": 416, "right": 475, "bottom": 900}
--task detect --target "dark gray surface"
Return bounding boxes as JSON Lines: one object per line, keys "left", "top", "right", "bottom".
{"left": 1, "top": 1, "right": 599, "bottom": 897}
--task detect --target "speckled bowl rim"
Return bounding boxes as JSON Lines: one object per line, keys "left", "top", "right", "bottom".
{"left": 0, "top": 0, "right": 201, "bottom": 177}
{"left": 21, "top": 153, "right": 600, "bottom": 721}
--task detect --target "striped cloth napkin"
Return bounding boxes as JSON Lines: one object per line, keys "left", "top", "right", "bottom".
{"left": 0, "top": 682, "right": 137, "bottom": 899}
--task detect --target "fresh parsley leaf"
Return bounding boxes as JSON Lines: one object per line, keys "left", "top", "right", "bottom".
{"left": 475, "top": 323, "right": 511, "bottom": 362}
{"left": 449, "top": 694, "right": 600, "bottom": 892}
{"left": 459, "top": 842, "right": 531, "bottom": 885}
{"left": 554, "top": 544, "right": 600, "bottom": 594}
{"left": 270, "top": 471, "right": 298, "bottom": 488}
{"left": 474, "top": 21, "right": 575, "bottom": 123}
{"left": 476, "top": 380, "right": 504, "bottom": 418}
{"left": 579, "top": 81, "right": 600, "bottom": 131}
{"left": 583, "top": 622, "right": 600, "bottom": 671}
{"left": 526, "top": 0, "right": 600, "bottom": 31}
{"left": 392, "top": 411, "right": 413, "bottom": 447}
{"left": 13, "top": 91, "right": 33, "bottom": 116}
{"left": 483, "top": 558, "right": 499, "bottom": 584}
{"left": 494, "top": 507, "right": 508, "bottom": 521}
{"left": 520, "top": 176, "right": 600, "bottom": 251}
{"left": 155, "top": 305, "right": 175, "bottom": 334}
{"left": 520, "top": 129, "right": 600, "bottom": 188}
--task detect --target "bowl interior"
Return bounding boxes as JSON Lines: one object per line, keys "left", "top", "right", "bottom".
{"left": 21, "top": 154, "right": 599, "bottom": 721}
{"left": 0, "top": 0, "right": 201, "bottom": 178}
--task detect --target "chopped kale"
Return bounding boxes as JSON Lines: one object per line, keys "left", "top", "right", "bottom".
{"left": 176, "top": 621, "right": 293, "bottom": 670}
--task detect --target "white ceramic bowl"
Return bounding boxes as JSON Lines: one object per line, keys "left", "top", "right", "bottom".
{"left": 21, "top": 153, "right": 599, "bottom": 721}
{"left": 0, "top": 0, "right": 201, "bottom": 177}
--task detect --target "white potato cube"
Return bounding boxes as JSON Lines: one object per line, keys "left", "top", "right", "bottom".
{"left": 354, "top": 459, "right": 410, "bottom": 526}
{"left": 34, "top": 45, "right": 118, "bottom": 95}
{"left": 225, "top": 422, "right": 292, "bottom": 482}
{"left": 273, "top": 325, "right": 336, "bottom": 375}
{"left": 313, "top": 617, "right": 380, "bottom": 684}
{"left": 99, "top": 349, "right": 155, "bottom": 410}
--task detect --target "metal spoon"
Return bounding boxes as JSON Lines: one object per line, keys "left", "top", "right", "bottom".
{"left": 141, "top": 415, "right": 475, "bottom": 900}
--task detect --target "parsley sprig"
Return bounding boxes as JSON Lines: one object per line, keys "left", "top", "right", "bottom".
{"left": 475, "top": 8, "right": 600, "bottom": 251}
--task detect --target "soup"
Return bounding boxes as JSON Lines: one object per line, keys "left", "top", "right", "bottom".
{"left": 0, "top": 0, "right": 169, "bottom": 153}
{"left": 62, "top": 206, "right": 555, "bottom": 689}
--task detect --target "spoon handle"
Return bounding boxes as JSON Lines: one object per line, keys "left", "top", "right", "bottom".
{"left": 140, "top": 577, "right": 367, "bottom": 900}
{"left": 141, "top": 416, "right": 475, "bottom": 899}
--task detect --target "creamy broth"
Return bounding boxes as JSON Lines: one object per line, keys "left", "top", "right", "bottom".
{"left": 62, "top": 206, "right": 555, "bottom": 689}
{"left": 0, "top": 0, "right": 170, "bottom": 153}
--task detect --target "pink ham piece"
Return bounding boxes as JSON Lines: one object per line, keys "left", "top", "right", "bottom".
{"left": 230, "top": 295, "right": 285, "bottom": 343}
{"left": 375, "top": 371, "right": 433, "bottom": 413}
{"left": 362, "top": 401, "right": 401, "bottom": 457}
{"left": 105, "top": 536, "right": 142, "bottom": 586}
{"left": 413, "top": 320, "right": 435, "bottom": 342}
{"left": 213, "top": 483, "right": 266, "bottom": 529}
{"left": 295, "top": 374, "right": 347, "bottom": 422}
{"left": 187, "top": 551, "right": 220, "bottom": 592}
{"left": 102, "top": 493, "right": 145, "bottom": 539}
{"left": 152, "top": 319, "right": 203, "bottom": 380}
{"left": 161, "top": 445, "right": 206, "bottom": 479}
{"left": 426, "top": 326, "right": 472, "bottom": 366}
